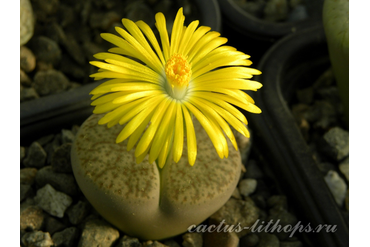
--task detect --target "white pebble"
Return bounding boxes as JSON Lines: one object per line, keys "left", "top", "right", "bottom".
{"left": 324, "top": 170, "right": 347, "bottom": 206}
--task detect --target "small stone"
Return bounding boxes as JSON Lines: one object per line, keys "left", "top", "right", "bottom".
{"left": 61, "top": 129, "right": 75, "bottom": 144}
{"left": 320, "top": 127, "right": 349, "bottom": 161}
{"left": 231, "top": 187, "right": 242, "bottom": 200}
{"left": 339, "top": 157, "right": 349, "bottom": 181}
{"left": 256, "top": 233, "right": 279, "bottom": 247}
{"left": 264, "top": 0, "right": 289, "bottom": 22}
{"left": 51, "top": 143, "right": 73, "bottom": 173}
{"left": 66, "top": 200, "right": 91, "bottom": 225}
{"left": 203, "top": 231, "right": 238, "bottom": 247}
{"left": 115, "top": 235, "right": 143, "bottom": 247}
{"left": 143, "top": 241, "right": 168, "bottom": 247}
{"left": 20, "top": 69, "right": 32, "bottom": 87}
{"left": 316, "top": 162, "right": 336, "bottom": 176}
{"left": 20, "top": 0, "right": 35, "bottom": 46}
{"left": 250, "top": 194, "right": 266, "bottom": 209}
{"left": 324, "top": 170, "right": 347, "bottom": 206}
{"left": 33, "top": 69, "right": 70, "bottom": 96}
{"left": 34, "top": 184, "right": 73, "bottom": 218}
{"left": 20, "top": 184, "right": 34, "bottom": 201}
{"left": 267, "top": 208, "right": 298, "bottom": 240}
{"left": 44, "top": 134, "right": 62, "bottom": 165}
{"left": 35, "top": 166, "right": 79, "bottom": 196}
{"left": 36, "top": 134, "right": 55, "bottom": 147}
{"left": 52, "top": 227, "right": 80, "bottom": 247}
{"left": 29, "top": 36, "right": 62, "bottom": 66}
{"left": 182, "top": 232, "right": 203, "bottom": 247}
{"left": 71, "top": 125, "right": 80, "bottom": 135}
{"left": 20, "top": 205, "right": 44, "bottom": 231}
{"left": 89, "top": 11, "right": 121, "bottom": 30}
{"left": 44, "top": 216, "right": 67, "bottom": 235}
{"left": 210, "top": 197, "right": 259, "bottom": 238}
{"left": 21, "top": 146, "right": 26, "bottom": 162}
{"left": 78, "top": 219, "right": 120, "bottom": 247}
{"left": 60, "top": 34, "right": 86, "bottom": 65}
{"left": 304, "top": 101, "right": 337, "bottom": 129}
{"left": 21, "top": 168, "right": 38, "bottom": 185}
{"left": 23, "top": 142, "right": 47, "bottom": 168}
{"left": 240, "top": 233, "right": 259, "bottom": 247}
{"left": 239, "top": 179, "right": 258, "bottom": 197}
{"left": 162, "top": 239, "right": 180, "bottom": 247}
{"left": 20, "top": 87, "right": 40, "bottom": 102}
{"left": 287, "top": 4, "right": 308, "bottom": 22}
{"left": 20, "top": 46, "right": 36, "bottom": 73}
{"left": 31, "top": 0, "right": 59, "bottom": 21}
{"left": 21, "top": 231, "right": 54, "bottom": 247}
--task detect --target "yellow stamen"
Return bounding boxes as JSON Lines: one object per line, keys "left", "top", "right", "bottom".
{"left": 165, "top": 54, "right": 192, "bottom": 100}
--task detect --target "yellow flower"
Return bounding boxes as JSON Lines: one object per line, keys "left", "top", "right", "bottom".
{"left": 89, "top": 8, "right": 262, "bottom": 168}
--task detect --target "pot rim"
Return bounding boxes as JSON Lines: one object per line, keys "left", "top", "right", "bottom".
{"left": 217, "top": 0, "right": 324, "bottom": 41}
{"left": 248, "top": 25, "right": 349, "bottom": 247}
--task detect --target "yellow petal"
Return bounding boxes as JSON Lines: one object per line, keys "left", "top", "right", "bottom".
{"left": 135, "top": 97, "right": 172, "bottom": 157}
{"left": 183, "top": 101, "right": 225, "bottom": 159}
{"left": 127, "top": 112, "right": 153, "bottom": 151}
{"left": 136, "top": 20, "right": 166, "bottom": 65}
{"left": 190, "top": 97, "right": 238, "bottom": 150}
{"left": 112, "top": 90, "right": 161, "bottom": 104}
{"left": 178, "top": 20, "right": 199, "bottom": 55}
{"left": 190, "top": 37, "right": 228, "bottom": 66}
{"left": 170, "top": 8, "right": 185, "bottom": 56}
{"left": 192, "top": 67, "right": 261, "bottom": 83}
{"left": 172, "top": 101, "right": 184, "bottom": 163}
{"left": 190, "top": 78, "right": 262, "bottom": 91}
{"left": 121, "top": 19, "right": 163, "bottom": 72}
{"left": 149, "top": 100, "right": 176, "bottom": 163}
{"left": 116, "top": 97, "right": 163, "bottom": 143}
{"left": 182, "top": 105, "right": 197, "bottom": 165}
{"left": 182, "top": 26, "right": 211, "bottom": 57}
{"left": 155, "top": 12, "right": 170, "bottom": 61}
{"left": 115, "top": 27, "right": 163, "bottom": 73}
{"left": 187, "top": 31, "right": 220, "bottom": 62}
{"left": 191, "top": 92, "right": 249, "bottom": 125}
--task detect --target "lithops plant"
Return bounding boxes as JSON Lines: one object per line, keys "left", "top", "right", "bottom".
{"left": 71, "top": 114, "right": 242, "bottom": 240}
{"left": 71, "top": 7, "right": 262, "bottom": 240}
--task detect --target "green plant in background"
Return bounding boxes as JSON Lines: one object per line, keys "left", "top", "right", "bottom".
{"left": 71, "top": 8, "right": 262, "bottom": 240}
{"left": 323, "top": 0, "right": 349, "bottom": 124}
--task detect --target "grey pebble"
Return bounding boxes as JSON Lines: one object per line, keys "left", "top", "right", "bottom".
{"left": 29, "top": 36, "right": 61, "bottom": 66}
{"left": 21, "top": 184, "right": 34, "bottom": 202}
{"left": 264, "top": 0, "right": 289, "bottom": 22}
{"left": 36, "top": 134, "right": 55, "bottom": 147}
{"left": 61, "top": 129, "right": 75, "bottom": 144}
{"left": 20, "top": 46, "right": 36, "bottom": 73}
{"left": 162, "top": 239, "right": 180, "bottom": 247}
{"left": 267, "top": 195, "right": 287, "bottom": 210}
{"left": 267, "top": 207, "right": 297, "bottom": 240}
{"left": 305, "top": 100, "right": 337, "bottom": 129}
{"left": 339, "top": 157, "right": 349, "bottom": 181}
{"left": 34, "top": 184, "right": 73, "bottom": 218}
{"left": 115, "top": 235, "right": 143, "bottom": 247}
{"left": 21, "top": 167, "right": 38, "bottom": 185}
{"left": 20, "top": 0, "right": 34, "bottom": 45}
{"left": 287, "top": 4, "right": 308, "bottom": 22}
{"left": 143, "top": 240, "right": 169, "bottom": 247}
{"left": 33, "top": 69, "right": 70, "bottom": 96}
{"left": 324, "top": 170, "right": 347, "bottom": 206}
{"left": 239, "top": 179, "right": 258, "bottom": 197}
{"left": 244, "top": 160, "right": 264, "bottom": 179}
{"left": 78, "top": 219, "right": 120, "bottom": 247}
{"left": 23, "top": 142, "right": 47, "bottom": 168}
{"left": 52, "top": 227, "right": 80, "bottom": 247}
{"left": 66, "top": 200, "right": 91, "bottom": 225}
{"left": 44, "top": 216, "right": 67, "bottom": 235}
{"left": 35, "top": 166, "right": 79, "bottom": 196}
{"left": 21, "top": 87, "right": 40, "bottom": 102}
{"left": 51, "top": 143, "right": 73, "bottom": 173}
{"left": 21, "top": 230, "right": 54, "bottom": 247}
{"left": 182, "top": 232, "right": 203, "bottom": 247}
{"left": 320, "top": 127, "right": 349, "bottom": 161}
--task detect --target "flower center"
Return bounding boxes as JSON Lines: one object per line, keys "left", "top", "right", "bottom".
{"left": 165, "top": 54, "right": 191, "bottom": 100}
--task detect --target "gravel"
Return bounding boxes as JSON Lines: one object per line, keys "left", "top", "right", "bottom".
{"left": 20, "top": 123, "right": 305, "bottom": 246}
